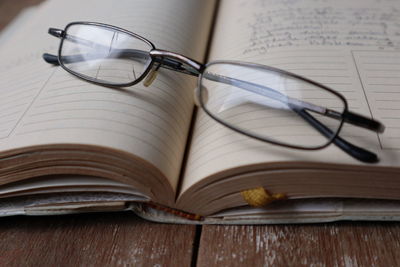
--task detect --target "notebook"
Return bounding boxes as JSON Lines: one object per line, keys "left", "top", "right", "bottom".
{"left": 0, "top": 0, "right": 399, "bottom": 223}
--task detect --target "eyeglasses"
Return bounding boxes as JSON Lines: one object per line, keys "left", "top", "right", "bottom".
{"left": 43, "top": 22, "right": 385, "bottom": 163}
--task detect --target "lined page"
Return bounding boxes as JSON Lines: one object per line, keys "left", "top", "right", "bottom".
{"left": 182, "top": 0, "right": 400, "bottom": 192}
{"left": 0, "top": 0, "right": 216, "bottom": 191}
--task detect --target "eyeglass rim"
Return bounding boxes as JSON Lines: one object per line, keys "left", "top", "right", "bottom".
{"left": 55, "top": 22, "right": 348, "bottom": 150}
{"left": 57, "top": 21, "right": 157, "bottom": 87}
{"left": 197, "top": 60, "right": 348, "bottom": 150}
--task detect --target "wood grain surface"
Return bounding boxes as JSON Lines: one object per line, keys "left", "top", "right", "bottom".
{"left": 0, "top": 212, "right": 197, "bottom": 266}
{"left": 198, "top": 223, "right": 400, "bottom": 266}
{"left": 1, "top": 1, "right": 400, "bottom": 266}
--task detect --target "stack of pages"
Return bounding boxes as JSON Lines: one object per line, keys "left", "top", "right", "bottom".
{"left": 0, "top": 0, "right": 399, "bottom": 223}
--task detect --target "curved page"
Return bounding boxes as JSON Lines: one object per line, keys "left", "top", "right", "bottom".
{"left": 0, "top": 0, "right": 216, "bottom": 198}
{"left": 179, "top": 0, "right": 400, "bottom": 214}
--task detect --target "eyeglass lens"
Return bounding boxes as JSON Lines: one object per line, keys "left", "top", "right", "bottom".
{"left": 200, "top": 63, "right": 346, "bottom": 149}
{"left": 60, "top": 24, "right": 153, "bottom": 85}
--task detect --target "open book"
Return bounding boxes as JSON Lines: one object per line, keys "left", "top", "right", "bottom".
{"left": 0, "top": 0, "right": 399, "bottom": 223}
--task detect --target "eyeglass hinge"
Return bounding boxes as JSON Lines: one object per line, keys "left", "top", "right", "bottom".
{"left": 48, "top": 28, "right": 65, "bottom": 38}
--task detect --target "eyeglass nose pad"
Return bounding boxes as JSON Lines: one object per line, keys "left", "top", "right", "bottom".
{"left": 194, "top": 85, "right": 208, "bottom": 107}
{"left": 143, "top": 64, "right": 160, "bottom": 87}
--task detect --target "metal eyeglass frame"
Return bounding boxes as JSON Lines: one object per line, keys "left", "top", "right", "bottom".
{"left": 43, "top": 21, "right": 385, "bottom": 163}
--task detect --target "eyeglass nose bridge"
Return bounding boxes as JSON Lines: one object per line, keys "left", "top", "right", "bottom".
{"left": 143, "top": 49, "right": 203, "bottom": 87}
{"left": 149, "top": 49, "right": 203, "bottom": 74}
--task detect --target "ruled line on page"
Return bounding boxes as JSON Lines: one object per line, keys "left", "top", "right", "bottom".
{"left": 352, "top": 51, "right": 400, "bottom": 150}
{"left": 0, "top": 62, "right": 56, "bottom": 140}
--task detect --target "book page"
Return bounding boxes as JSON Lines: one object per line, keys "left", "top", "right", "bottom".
{"left": 0, "top": 0, "right": 216, "bottom": 191}
{"left": 182, "top": 0, "right": 400, "bottom": 192}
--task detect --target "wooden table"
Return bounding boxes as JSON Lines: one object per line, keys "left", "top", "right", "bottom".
{"left": 1, "top": 1, "right": 400, "bottom": 266}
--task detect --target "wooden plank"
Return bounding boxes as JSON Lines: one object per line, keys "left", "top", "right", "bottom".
{"left": 197, "top": 223, "right": 400, "bottom": 266}
{"left": 0, "top": 212, "right": 197, "bottom": 266}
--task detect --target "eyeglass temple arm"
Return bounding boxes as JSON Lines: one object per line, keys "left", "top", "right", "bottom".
{"left": 205, "top": 73, "right": 385, "bottom": 133}
{"left": 294, "top": 109, "right": 378, "bottom": 162}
